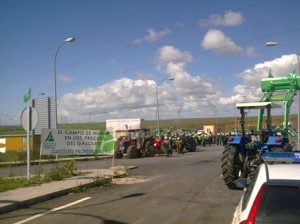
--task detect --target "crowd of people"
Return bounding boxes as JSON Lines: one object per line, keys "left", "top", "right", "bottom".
{"left": 153, "top": 130, "right": 232, "bottom": 157}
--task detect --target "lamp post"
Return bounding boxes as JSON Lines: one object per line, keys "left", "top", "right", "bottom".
{"left": 210, "top": 103, "right": 218, "bottom": 136}
{"left": 266, "top": 41, "right": 300, "bottom": 150}
{"left": 54, "top": 37, "right": 75, "bottom": 127}
{"left": 156, "top": 78, "right": 174, "bottom": 139}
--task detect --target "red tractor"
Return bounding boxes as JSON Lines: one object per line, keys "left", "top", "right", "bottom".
{"left": 114, "top": 129, "right": 156, "bottom": 158}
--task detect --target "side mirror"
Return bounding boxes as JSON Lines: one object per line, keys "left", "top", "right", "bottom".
{"left": 234, "top": 178, "right": 247, "bottom": 189}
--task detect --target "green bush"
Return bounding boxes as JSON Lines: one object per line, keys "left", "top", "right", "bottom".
{"left": 44, "top": 161, "right": 77, "bottom": 182}
{"left": 0, "top": 161, "right": 78, "bottom": 192}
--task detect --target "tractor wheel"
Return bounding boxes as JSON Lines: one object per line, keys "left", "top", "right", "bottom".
{"left": 161, "top": 142, "right": 169, "bottom": 155}
{"left": 187, "top": 138, "right": 196, "bottom": 152}
{"left": 127, "top": 145, "right": 140, "bottom": 159}
{"left": 221, "top": 145, "right": 244, "bottom": 190}
{"left": 145, "top": 145, "right": 157, "bottom": 157}
{"left": 114, "top": 150, "right": 123, "bottom": 159}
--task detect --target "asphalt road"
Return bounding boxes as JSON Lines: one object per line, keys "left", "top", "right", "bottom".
{"left": 0, "top": 145, "right": 243, "bottom": 224}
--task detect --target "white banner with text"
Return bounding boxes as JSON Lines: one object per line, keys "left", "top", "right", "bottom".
{"left": 41, "top": 129, "right": 116, "bottom": 155}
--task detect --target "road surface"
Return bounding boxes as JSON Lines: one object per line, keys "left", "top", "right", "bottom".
{"left": 0, "top": 145, "right": 242, "bottom": 224}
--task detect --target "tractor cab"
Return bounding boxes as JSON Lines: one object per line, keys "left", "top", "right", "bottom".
{"left": 227, "top": 102, "right": 283, "bottom": 154}
{"left": 237, "top": 102, "right": 281, "bottom": 142}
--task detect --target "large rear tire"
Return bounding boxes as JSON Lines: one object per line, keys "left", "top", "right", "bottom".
{"left": 114, "top": 149, "right": 123, "bottom": 159}
{"left": 186, "top": 138, "right": 196, "bottom": 152}
{"left": 127, "top": 145, "right": 140, "bottom": 158}
{"left": 221, "top": 145, "right": 244, "bottom": 189}
{"left": 145, "top": 145, "right": 157, "bottom": 157}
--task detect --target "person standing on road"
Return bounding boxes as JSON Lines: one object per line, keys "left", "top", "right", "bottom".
{"left": 176, "top": 137, "right": 184, "bottom": 155}
{"left": 155, "top": 136, "right": 162, "bottom": 152}
{"left": 166, "top": 137, "right": 173, "bottom": 157}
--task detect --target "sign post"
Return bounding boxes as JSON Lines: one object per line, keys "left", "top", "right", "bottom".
{"left": 21, "top": 106, "right": 38, "bottom": 180}
{"left": 27, "top": 106, "right": 30, "bottom": 180}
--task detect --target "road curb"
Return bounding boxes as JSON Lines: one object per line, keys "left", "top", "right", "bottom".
{"left": 0, "top": 166, "right": 137, "bottom": 215}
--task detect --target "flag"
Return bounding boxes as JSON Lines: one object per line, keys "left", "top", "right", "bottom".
{"left": 23, "top": 87, "right": 31, "bottom": 103}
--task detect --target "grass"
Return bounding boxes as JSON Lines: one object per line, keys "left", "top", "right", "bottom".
{"left": 72, "top": 175, "right": 112, "bottom": 193}
{"left": 0, "top": 160, "right": 116, "bottom": 193}
{"left": 0, "top": 160, "right": 127, "bottom": 193}
{"left": 1, "top": 115, "right": 297, "bottom": 136}
{"left": 0, "top": 176, "right": 43, "bottom": 192}
{"left": 0, "top": 161, "right": 79, "bottom": 192}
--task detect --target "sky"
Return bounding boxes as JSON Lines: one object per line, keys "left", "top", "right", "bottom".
{"left": 1, "top": 0, "right": 300, "bottom": 126}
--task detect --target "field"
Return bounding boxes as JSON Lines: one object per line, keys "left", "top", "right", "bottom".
{"left": 0, "top": 114, "right": 297, "bottom": 163}
{"left": 0, "top": 114, "right": 297, "bottom": 136}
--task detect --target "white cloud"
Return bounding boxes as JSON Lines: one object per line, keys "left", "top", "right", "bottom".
{"left": 136, "top": 71, "right": 155, "bottom": 80}
{"left": 60, "top": 78, "right": 158, "bottom": 117}
{"left": 246, "top": 46, "right": 259, "bottom": 57}
{"left": 133, "top": 28, "right": 171, "bottom": 44}
{"left": 155, "top": 45, "right": 217, "bottom": 96}
{"left": 155, "top": 45, "right": 193, "bottom": 70}
{"left": 212, "top": 54, "right": 300, "bottom": 117}
{"left": 58, "top": 75, "right": 72, "bottom": 82}
{"left": 237, "top": 54, "right": 297, "bottom": 87}
{"left": 228, "top": 54, "right": 299, "bottom": 107}
{"left": 57, "top": 51, "right": 300, "bottom": 123}
{"left": 154, "top": 46, "right": 227, "bottom": 118}
{"left": 201, "top": 29, "right": 243, "bottom": 55}
{"left": 109, "top": 58, "right": 117, "bottom": 65}
{"left": 200, "top": 10, "right": 244, "bottom": 27}
{"left": 59, "top": 46, "right": 222, "bottom": 122}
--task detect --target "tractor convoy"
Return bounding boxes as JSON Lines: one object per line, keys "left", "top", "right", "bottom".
{"left": 114, "top": 129, "right": 156, "bottom": 158}
{"left": 221, "top": 70, "right": 300, "bottom": 189}
{"left": 112, "top": 70, "right": 300, "bottom": 190}
{"left": 114, "top": 128, "right": 197, "bottom": 159}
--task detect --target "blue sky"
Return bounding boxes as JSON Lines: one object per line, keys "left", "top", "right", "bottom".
{"left": 1, "top": 0, "right": 300, "bottom": 126}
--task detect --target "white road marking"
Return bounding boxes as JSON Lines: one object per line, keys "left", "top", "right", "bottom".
{"left": 14, "top": 197, "right": 91, "bottom": 224}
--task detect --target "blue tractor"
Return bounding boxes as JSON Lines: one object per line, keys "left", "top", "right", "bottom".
{"left": 221, "top": 70, "right": 299, "bottom": 189}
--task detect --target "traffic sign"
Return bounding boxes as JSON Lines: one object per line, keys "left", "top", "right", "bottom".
{"left": 21, "top": 107, "right": 38, "bottom": 131}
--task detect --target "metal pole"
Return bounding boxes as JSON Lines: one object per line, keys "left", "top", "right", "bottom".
{"left": 156, "top": 85, "right": 160, "bottom": 138}
{"left": 54, "top": 37, "right": 75, "bottom": 128}
{"left": 215, "top": 107, "right": 218, "bottom": 134}
{"left": 54, "top": 43, "right": 63, "bottom": 128}
{"left": 27, "top": 106, "right": 30, "bottom": 180}
{"left": 53, "top": 37, "right": 75, "bottom": 161}
{"left": 234, "top": 101, "right": 237, "bottom": 133}
{"left": 210, "top": 104, "right": 218, "bottom": 135}
{"left": 266, "top": 42, "right": 300, "bottom": 150}
{"left": 156, "top": 78, "right": 174, "bottom": 139}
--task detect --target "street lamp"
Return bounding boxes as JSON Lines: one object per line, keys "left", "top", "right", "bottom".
{"left": 156, "top": 78, "right": 174, "bottom": 138}
{"left": 210, "top": 102, "right": 218, "bottom": 135}
{"left": 54, "top": 37, "right": 75, "bottom": 127}
{"left": 266, "top": 41, "right": 300, "bottom": 150}
{"left": 38, "top": 93, "right": 45, "bottom": 98}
